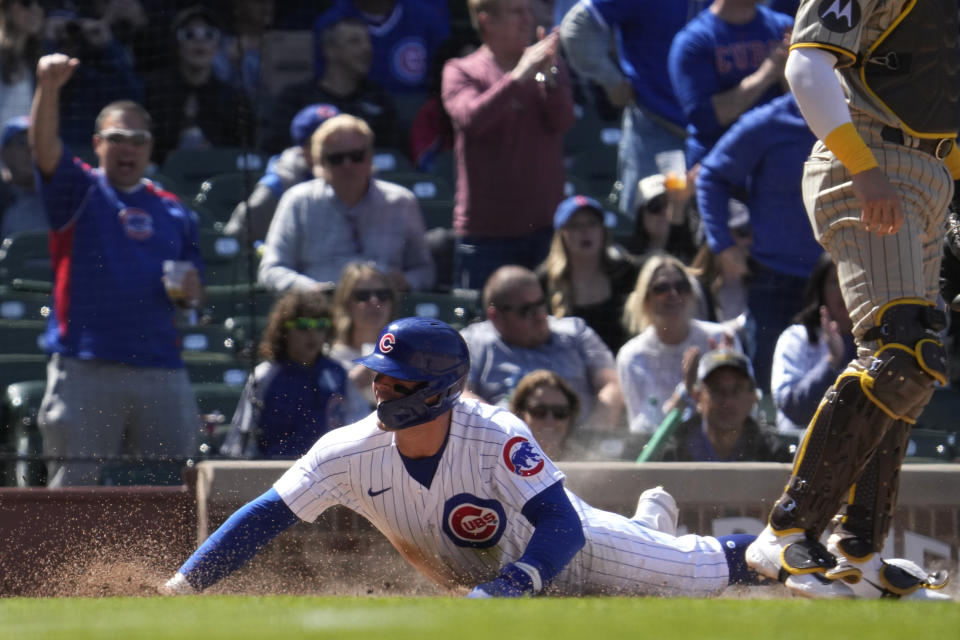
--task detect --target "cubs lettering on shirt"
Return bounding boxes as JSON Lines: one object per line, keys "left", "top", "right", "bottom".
{"left": 38, "top": 149, "right": 203, "bottom": 368}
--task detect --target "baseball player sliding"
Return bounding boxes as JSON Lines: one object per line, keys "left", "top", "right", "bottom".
{"left": 161, "top": 317, "right": 759, "bottom": 597}
{"left": 746, "top": 0, "right": 958, "bottom": 600}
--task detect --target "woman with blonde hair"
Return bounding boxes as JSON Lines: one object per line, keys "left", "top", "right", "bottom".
{"left": 0, "top": 0, "right": 43, "bottom": 126}
{"left": 616, "top": 253, "right": 738, "bottom": 435}
{"left": 537, "top": 195, "right": 638, "bottom": 352}
{"left": 329, "top": 261, "right": 398, "bottom": 422}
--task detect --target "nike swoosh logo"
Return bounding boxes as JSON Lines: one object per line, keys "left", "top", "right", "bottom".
{"left": 367, "top": 487, "right": 392, "bottom": 497}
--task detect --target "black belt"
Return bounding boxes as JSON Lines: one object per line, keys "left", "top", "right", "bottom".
{"left": 880, "top": 126, "right": 954, "bottom": 159}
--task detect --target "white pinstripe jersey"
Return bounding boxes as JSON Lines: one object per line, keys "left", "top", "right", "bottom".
{"left": 274, "top": 398, "right": 730, "bottom": 597}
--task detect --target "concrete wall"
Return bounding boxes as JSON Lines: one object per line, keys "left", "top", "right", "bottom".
{"left": 194, "top": 461, "right": 960, "bottom": 572}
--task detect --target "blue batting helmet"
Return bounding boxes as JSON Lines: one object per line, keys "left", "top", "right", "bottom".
{"left": 354, "top": 317, "right": 470, "bottom": 430}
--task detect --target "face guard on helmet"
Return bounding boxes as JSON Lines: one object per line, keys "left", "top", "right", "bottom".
{"left": 354, "top": 317, "right": 470, "bottom": 430}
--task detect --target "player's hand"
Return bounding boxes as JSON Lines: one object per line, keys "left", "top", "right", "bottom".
{"left": 158, "top": 572, "right": 196, "bottom": 596}
{"left": 469, "top": 564, "right": 536, "bottom": 598}
{"left": 852, "top": 168, "right": 903, "bottom": 236}
{"left": 36, "top": 53, "right": 79, "bottom": 90}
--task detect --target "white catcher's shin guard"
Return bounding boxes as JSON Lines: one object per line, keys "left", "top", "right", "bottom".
{"left": 632, "top": 486, "right": 679, "bottom": 536}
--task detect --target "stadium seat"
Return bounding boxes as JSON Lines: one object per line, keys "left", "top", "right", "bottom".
{"left": 914, "top": 387, "right": 960, "bottom": 432}
{"left": 379, "top": 171, "right": 455, "bottom": 229}
{"left": 0, "top": 288, "right": 51, "bottom": 321}
{"left": 201, "top": 283, "right": 276, "bottom": 324}
{"left": 183, "top": 351, "right": 250, "bottom": 387}
{"left": 178, "top": 322, "right": 238, "bottom": 357}
{"left": 564, "top": 103, "right": 622, "bottom": 156}
{"left": 398, "top": 290, "right": 482, "bottom": 330}
{"left": 0, "top": 319, "right": 48, "bottom": 356}
{"left": 567, "top": 146, "right": 619, "bottom": 205}
{"left": 372, "top": 147, "right": 414, "bottom": 174}
{"left": 160, "top": 147, "right": 268, "bottom": 195}
{"left": 0, "top": 230, "right": 52, "bottom": 285}
{"left": 0, "top": 354, "right": 47, "bottom": 391}
{"left": 98, "top": 460, "right": 186, "bottom": 486}
{"left": 904, "top": 427, "right": 959, "bottom": 463}
{"left": 223, "top": 314, "right": 271, "bottom": 355}
{"left": 1, "top": 379, "right": 47, "bottom": 487}
{"left": 192, "top": 171, "right": 263, "bottom": 231}
{"left": 199, "top": 229, "right": 258, "bottom": 287}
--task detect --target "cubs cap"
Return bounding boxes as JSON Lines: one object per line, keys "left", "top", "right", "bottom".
{"left": 290, "top": 103, "right": 340, "bottom": 146}
{"left": 1, "top": 116, "right": 29, "bottom": 148}
{"left": 635, "top": 174, "right": 667, "bottom": 210}
{"left": 696, "top": 348, "right": 755, "bottom": 385}
{"left": 553, "top": 194, "right": 617, "bottom": 230}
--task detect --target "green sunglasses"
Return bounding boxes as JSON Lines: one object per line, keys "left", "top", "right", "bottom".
{"left": 284, "top": 317, "right": 331, "bottom": 331}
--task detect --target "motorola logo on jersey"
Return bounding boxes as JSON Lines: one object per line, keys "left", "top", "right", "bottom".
{"left": 379, "top": 332, "right": 396, "bottom": 353}
{"left": 118, "top": 208, "right": 154, "bottom": 240}
{"left": 442, "top": 493, "right": 506, "bottom": 548}
{"left": 502, "top": 436, "right": 545, "bottom": 477}
{"left": 818, "top": 0, "right": 860, "bottom": 32}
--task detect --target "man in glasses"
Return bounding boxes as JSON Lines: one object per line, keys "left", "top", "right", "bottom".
{"left": 460, "top": 265, "right": 623, "bottom": 438}
{"left": 28, "top": 52, "right": 205, "bottom": 486}
{"left": 697, "top": 92, "right": 823, "bottom": 395}
{"left": 162, "top": 316, "right": 763, "bottom": 598}
{"left": 657, "top": 348, "right": 792, "bottom": 463}
{"left": 259, "top": 113, "right": 435, "bottom": 295}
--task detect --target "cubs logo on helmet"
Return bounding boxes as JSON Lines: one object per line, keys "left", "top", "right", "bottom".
{"left": 503, "top": 436, "right": 545, "bottom": 477}
{"left": 379, "top": 332, "right": 396, "bottom": 353}
{"left": 442, "top": 493, "right": 506, "bottom": 548}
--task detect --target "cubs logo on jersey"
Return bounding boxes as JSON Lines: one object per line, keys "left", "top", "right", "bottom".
{"left": 442, "top": 493, "right": 506, "bottom": 548}
{"left": 502, "top": 436, "right": 545, "bottom": 477}
{"left": 391, "top": 37, "right": 427, "bottom": 86}
{"left": 118, "top": 208, "right": 153, "bottom": 240}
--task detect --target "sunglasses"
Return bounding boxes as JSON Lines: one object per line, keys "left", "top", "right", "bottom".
{"left": 97, "top": 128, "right": 153, "bottom": 146}
{"left": 495, "top": 298, "right": 547, "bottom": 319}
{"left": 650, "top": 280, "right": 692, "bottom": 296}
{"left": 177, "top": 26, "right": 221, "bottom": 42}
{"left": 352, "top": 288, "right": 392, "bottom": 303}
{"left": 323, "top": 148, "right": 369, "bottom": 167}
{"left": 525, "top": 404, "right": 571, "bottom": 420}
{"left": 284, "top": 317, "right": 331, "bottom": 331}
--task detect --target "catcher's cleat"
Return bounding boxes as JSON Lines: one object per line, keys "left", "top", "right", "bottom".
{"left": 632, "top": 486, "right": 679, "bottom": 536}
{"left": 746, "top": 526, "right": 837, "bottom": 581}
{"left": 826, "top": 536, "right": 952, "bottom": 600}
{"left": 783, "top": 572, "right": 855, "bottom": 599}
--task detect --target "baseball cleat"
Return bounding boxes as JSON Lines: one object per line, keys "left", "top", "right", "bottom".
{"left": 632, "top": 486, "right": 679, "bottom": 536}
{"left": 783, "top": 572, "right": 855, "bottom": 599}
{"left": 746, "top": 525, "right": 847, "bottom": 599}
{"left": 745, "top": 525, "right": 804, "bottom": 581}
{"left": 826, "top": 536, "right": 952, "bottom": 600}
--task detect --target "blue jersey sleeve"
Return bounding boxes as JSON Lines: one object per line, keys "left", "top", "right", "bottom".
{"left": 517, "top": 480, "right": 586, "bottom": 586}
{"left": 37, "top": 149, "right": 97, "bottom": 231}
{"left": 178, "top": 488, "right": 300, "bottom": 591}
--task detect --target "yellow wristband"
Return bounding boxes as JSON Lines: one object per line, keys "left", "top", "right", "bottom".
{"left": 943, "top": 140, "right": 960, "bottom": 180}
{"left": 823, "top": 122, "right": 879, "bottom": 175}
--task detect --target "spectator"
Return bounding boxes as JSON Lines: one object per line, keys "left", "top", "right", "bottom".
{"left": 461, "top": 264, "right": 623, "bottom": 431}
{"left": 0, "top": 0, "right": 43, "bottom": 127}
{"left": 537, "top": 194, "right": 638, "bottom": 353}
{"left": 697, "top": 92, "right": 822, "bottom": 392}
{"left": 93, "top": 0, "right": 153, "bottom": 77}
{"left": 659, "top": 348, "right": 792, "bottom": 462}
{"left": 622, "top": 173, "right": 698, "bottom": 264}
{"left": 408, "top": 33, "right": 479, "bottom": 172}
{"left": 212, "top": 0, "right": 275, "bottom": 102}
{"left": 220, "top": 289, "right": 347, "bottom": 459}
{"left": 268, "top": 15, "right": 399, "bottom": 153}
{"left": 329, "top": 261, "right": 398, "bottom": 423}
{"left": 617, "top": 254, "right": 738, "bottom": 435}
{"left": 30, "top": 53, "right": 205, "bottom": 486}
{"left": 43, "top": 8, "right": 144, "bottom": 149}
{"left": 143, "top": 5, "right": 254, "bottom": 165}
{"left": 560, "top": 0, "right": 701, "bottom": 215}
{"left": 313, "top": 0, "right": 450, "bottom": 94}
{"left": 509, "top": 369, "right": 580, "bottom": 460}
{"left": 668, "top": 0, "right": 792, "bottom": 169}
{"left": 770, "top": 253, "right": 854, "bottom": 437}
{"left": 223, "top": 102, "right": 340, "bottom": 243}
{"left": 259, "top": 113, "right": 435, "bottom": 294}
{"left": 0, "top": 115, "right": 46, "bottom": 240}
{"left": 443, "top": 0, "right": 575, "bottom": 290}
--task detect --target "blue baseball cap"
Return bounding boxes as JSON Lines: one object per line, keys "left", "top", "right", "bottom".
{"left": 1, "top": 116, "right": 29, "bottom": 148}
{"left": 553, "top": 195, "right": 617, "bottom": 230}
{"left": 289, "top": 103, "right": 340, "bottom": 146}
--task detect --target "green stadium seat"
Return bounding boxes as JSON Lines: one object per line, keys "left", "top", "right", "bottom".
{"left": 0, "top": 354, "right": 47, "bottom": 390}
{"left": 223, "top": 314, "right": 271, "bottom": 355}
{"left": 160, "top": 147, "right": 268, "bottom": 195}
{"left": 178, "top": 322, "right": 238, "bottom": 356}
{"left": 0, "top": 288, "right": 51, "bottom": 321}
{"left": 98, "top": 460, "right": 186, "bottom": 486}
{"left": 914, "top": 388, "right": 960, "bottom": 432}
{"left": 379, "top": 171, "right": 455, "bottom": 229}
{"left": 567, "top": 145, "right": 620, "bottom": 203}
{"left": 905, "top": 427, "right": 958, "bottom": 463}
{"left": 0, "top": 230, "right": 52, "bottom": 285}
{"left": 192, "top": 171, "right": 263, "bottom": 231}
{"left": 2, "top": 379, "right": 47, "bottom": 487}
{"left": 0, "top": 319, "right": 48, "bottom": 355}
{"left": 398, "top": 290, "right": 482, "bottom": 330}
{"left": 183, "top": 351, "right": 250, "bottom": 387}
{"left": 372, "top": 147, "right": 414, "bottom": 174}
{"left": 201, "top": 283, "right": 276, "bottom": 323}
{"left": 199, "top": 229, "right": 258, "bottom": 287}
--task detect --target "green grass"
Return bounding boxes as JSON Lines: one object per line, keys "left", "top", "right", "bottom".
{"left": 1, "top": 596, "right": 958, "bottom": 640}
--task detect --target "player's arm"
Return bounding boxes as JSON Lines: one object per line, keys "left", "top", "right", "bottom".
{"left": 160, "top": 488, "right": 300, "bottom": 594}
{"left": 785, "top": 46, "right": 902, "bottom": 236}
{"left": 30, "top": 53, "right": 77, "bottom": 178}
{"left": 468, "top": 481, "right": 585, "bottom": 598}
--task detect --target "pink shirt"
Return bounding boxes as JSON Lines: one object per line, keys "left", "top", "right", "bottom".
{"left": 441, "top": 45, "right": 574, "bottom": 237}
